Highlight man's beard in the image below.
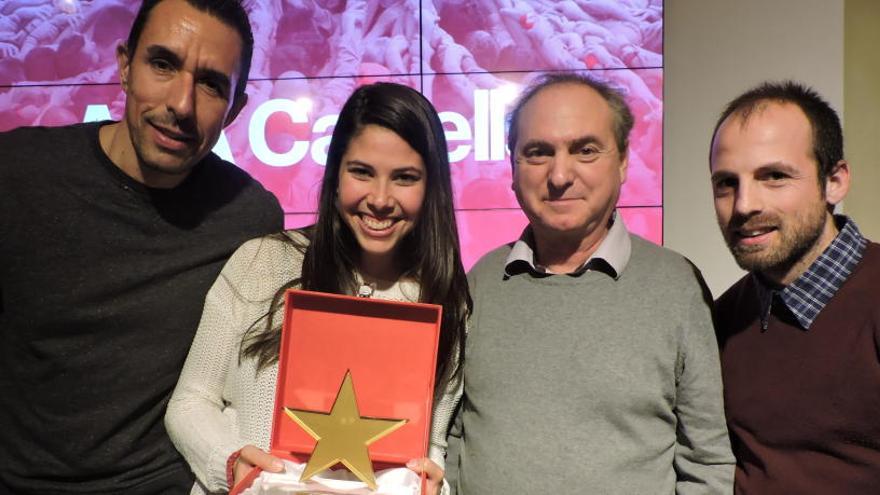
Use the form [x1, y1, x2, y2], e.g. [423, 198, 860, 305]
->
[722, 202, 828, 275]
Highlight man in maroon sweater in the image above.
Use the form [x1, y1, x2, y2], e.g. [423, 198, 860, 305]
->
[709, 80, 880, 493]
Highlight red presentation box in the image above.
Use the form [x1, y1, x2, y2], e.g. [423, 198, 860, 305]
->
[231, 290, 441, 494]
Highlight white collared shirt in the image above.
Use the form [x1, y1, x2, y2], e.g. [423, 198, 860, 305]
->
[503, 211, 632, 278]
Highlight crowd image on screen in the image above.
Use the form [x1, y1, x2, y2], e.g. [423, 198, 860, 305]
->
[0, 0, 663, 268]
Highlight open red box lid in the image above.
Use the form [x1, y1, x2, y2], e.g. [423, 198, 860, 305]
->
[270, 289, 441, 465]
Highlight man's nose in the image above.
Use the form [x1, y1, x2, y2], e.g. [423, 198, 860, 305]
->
[166, 75, 195, 120]
[733, 180, 763, 216]
[547, 154, 575, 190]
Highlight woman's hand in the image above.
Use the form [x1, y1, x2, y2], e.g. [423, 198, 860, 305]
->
[406, 457, 444, 495]
[233, 445, 285, 487]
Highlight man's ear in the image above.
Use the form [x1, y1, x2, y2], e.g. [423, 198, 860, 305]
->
[825, 159, 850, 206]
[618, 151, 629, 185]
[116, 44, 131, 92]
[224, 92, 248, 127]
[510, 158, 519, 192]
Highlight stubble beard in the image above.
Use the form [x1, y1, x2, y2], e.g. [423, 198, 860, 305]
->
[723, 201, 828, 276]
[127, 109, 202, 180]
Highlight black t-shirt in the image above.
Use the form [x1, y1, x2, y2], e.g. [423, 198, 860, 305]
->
[0, 122, 283, 494]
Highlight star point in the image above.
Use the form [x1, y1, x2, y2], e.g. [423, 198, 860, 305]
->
[284, 371, 407, 489]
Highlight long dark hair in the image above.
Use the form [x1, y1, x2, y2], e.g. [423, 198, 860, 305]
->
[241, 82, 471, 389]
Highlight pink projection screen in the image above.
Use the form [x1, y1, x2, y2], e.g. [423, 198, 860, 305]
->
[0, 0, 663, 269]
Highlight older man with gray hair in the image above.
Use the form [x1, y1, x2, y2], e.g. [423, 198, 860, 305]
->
[445, 73, 734, 494]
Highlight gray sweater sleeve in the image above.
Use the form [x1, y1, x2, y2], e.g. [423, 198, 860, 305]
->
[672, 267, 735, 494]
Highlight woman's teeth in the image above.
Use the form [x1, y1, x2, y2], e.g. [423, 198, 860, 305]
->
[361, 216, 394, 229]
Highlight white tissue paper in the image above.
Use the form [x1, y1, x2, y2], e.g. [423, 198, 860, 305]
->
[239, 459, 421, 495]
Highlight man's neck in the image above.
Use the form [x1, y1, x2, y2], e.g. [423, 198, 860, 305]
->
[532, 224, 610, 274]
[98, 122, 188, 189]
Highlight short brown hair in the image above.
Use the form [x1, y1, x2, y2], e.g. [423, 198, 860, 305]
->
[710, 81, 843, 183]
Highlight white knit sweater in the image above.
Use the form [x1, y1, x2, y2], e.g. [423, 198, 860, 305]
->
[165, 232, 461, 494]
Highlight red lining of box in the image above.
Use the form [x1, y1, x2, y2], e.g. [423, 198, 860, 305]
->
[231, 289, 440, 494]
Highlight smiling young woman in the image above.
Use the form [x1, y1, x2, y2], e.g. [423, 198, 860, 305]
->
[165, 82, 470, 495]
[335, 124, 427, 281]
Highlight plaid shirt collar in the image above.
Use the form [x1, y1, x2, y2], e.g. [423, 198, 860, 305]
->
[755, 216, 867, 330]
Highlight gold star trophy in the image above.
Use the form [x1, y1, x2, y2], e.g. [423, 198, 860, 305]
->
[284, 371, 407, 489]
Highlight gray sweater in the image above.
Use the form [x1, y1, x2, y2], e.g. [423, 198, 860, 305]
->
[449, 236, 734, 494]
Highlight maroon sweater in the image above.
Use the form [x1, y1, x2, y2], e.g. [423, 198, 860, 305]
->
[715, 242, 880, 494]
